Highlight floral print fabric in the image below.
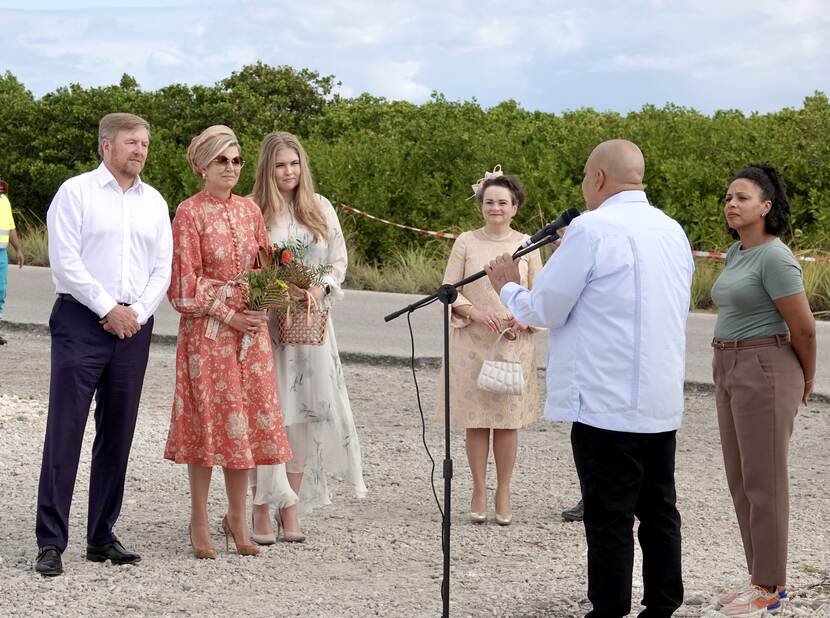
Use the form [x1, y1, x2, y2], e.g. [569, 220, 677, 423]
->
[251, 195, 367, 512]
[164, 190, 292, 469]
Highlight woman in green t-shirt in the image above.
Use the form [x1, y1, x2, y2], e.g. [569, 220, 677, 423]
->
[710, 163, 816, 616]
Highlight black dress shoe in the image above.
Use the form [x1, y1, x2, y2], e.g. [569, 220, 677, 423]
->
[86, 539, 141, 565]
[561, 498, 584, 522]
[35, 545, 63, 577]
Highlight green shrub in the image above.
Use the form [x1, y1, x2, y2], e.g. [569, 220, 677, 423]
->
[3, 68, 829, 268]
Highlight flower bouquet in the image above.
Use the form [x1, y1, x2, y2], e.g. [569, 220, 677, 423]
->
[273, 241, 332, 289]
[239, 266, 290, 360]
[271, 240, 333, 346]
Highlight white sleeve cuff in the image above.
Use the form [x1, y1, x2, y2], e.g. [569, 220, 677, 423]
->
[91, 294, 118, 319]
[129, 302, 147, 325]
[499, 282, 523, 306]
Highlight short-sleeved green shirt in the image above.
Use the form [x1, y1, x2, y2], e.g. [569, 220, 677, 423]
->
[712, 238, 804, 341]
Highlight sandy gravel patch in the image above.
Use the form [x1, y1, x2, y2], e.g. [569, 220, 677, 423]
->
[0, 328, 828, 617]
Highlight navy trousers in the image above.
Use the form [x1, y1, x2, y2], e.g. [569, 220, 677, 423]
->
[571, 422, 684, 618]
[36, 297, 153, 550]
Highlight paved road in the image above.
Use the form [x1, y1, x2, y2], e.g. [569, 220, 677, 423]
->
[3, 266, 829, 395]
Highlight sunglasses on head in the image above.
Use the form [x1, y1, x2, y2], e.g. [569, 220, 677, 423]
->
[211, 155, 244, 167]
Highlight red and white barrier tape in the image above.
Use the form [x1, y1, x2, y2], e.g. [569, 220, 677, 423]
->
[337, 203, 458, 239]
[337, 202, 830, 264]
[691, 250, 726, 260]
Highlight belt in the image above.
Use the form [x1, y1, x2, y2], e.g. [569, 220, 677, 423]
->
[58, 293, 131, 307]
[711, 335, 789, 350]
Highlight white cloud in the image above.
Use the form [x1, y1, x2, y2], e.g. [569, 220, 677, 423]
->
[0, 0, 826, 114]
[367, 61, 431, 100]
[459, 19, 519, 53]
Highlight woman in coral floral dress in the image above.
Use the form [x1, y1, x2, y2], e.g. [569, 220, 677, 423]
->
[164, 125, 292, 559]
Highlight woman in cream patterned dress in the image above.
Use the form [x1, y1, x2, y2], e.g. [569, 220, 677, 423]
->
[248, 131, 367, 544]
[164, 125, 292, 559]
[436, 172, 542, 526]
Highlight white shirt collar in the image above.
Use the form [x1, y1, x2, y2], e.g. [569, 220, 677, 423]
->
[597, 190, 648, 210]
[95, 162, 144, 194]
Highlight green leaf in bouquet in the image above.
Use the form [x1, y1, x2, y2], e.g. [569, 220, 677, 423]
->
[244, 267, 291, 311]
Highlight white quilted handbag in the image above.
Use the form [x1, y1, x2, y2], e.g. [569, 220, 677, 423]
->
[476, 329, 524, 396]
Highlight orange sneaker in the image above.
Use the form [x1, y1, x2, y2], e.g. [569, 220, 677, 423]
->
[717, 584, 787, 609]
[720, 585, 784, 615]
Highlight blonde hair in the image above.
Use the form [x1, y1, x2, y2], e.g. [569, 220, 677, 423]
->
[98, 113, 150, 156]
[185, 125, 240, 177]
[251, 132, 328, 242]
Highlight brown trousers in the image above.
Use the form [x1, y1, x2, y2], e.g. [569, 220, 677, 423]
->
[712, 340, 803, 586]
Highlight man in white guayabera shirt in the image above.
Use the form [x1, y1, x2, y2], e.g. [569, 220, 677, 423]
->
[485, 140, 694, 618]
[35, 113, 173, 577]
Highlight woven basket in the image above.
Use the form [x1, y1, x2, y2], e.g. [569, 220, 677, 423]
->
[273, 304, 329, 346]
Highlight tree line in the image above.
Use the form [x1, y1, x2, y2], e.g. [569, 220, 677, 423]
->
[1, 62, 828, 263]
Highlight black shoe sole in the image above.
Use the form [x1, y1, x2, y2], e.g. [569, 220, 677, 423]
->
[561, 513, 584, 522]
[85, 553, 141, 565]
[35, 566, 63, 577]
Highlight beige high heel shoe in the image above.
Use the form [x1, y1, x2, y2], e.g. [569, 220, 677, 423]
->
[250, 512, 276, 546]
[494, 490, 512, 525]
[220, 515, 260, 556]
[188, 523, 218, 560]
[470, 493, 487, 523]
[469, 511, 487, 524]
[275, 508, 306, 543]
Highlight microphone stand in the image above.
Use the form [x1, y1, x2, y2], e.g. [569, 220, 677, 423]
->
[384, 233, 558, 618]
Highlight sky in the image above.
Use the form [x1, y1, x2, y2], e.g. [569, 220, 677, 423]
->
[1, 0, 828, 115]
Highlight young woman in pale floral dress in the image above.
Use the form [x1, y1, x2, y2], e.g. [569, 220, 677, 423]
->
[164, 125, 292, 559]
[248, 131, 367, 543]
[436, 173, 542, 526]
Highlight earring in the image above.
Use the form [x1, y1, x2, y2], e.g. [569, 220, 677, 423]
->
[202, 173, 206, 179]
[761, 211, 767, 218]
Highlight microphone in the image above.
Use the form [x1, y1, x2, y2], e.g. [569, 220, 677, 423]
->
[520, 207, 581, 248]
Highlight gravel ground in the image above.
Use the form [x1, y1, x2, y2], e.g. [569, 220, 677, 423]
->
[0, 328, 828, 617]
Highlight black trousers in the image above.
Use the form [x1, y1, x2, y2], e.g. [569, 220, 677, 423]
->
[36, 298, 153, 550]
[571, 422, 683, 618]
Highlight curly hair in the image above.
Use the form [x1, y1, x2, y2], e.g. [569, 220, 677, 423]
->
[728, 163, 791, 239]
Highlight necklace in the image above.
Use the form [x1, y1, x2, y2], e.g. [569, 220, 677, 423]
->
[479, 227, 513, 242]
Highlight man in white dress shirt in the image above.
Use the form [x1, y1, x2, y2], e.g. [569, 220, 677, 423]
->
[35, 113, 173, 577]
[486, 140, 694, 617]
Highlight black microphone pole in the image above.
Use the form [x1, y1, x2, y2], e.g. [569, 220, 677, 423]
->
[384, 232, 561, 618]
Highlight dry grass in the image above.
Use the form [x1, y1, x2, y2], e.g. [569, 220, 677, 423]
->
[9, 212, 49, 267]
[799, 256, 830, 315]
[346, 248, 830, 319]
[13, 223, 830, 319]
[690, 258, 724, 311]
[346, 245, 447, 294]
